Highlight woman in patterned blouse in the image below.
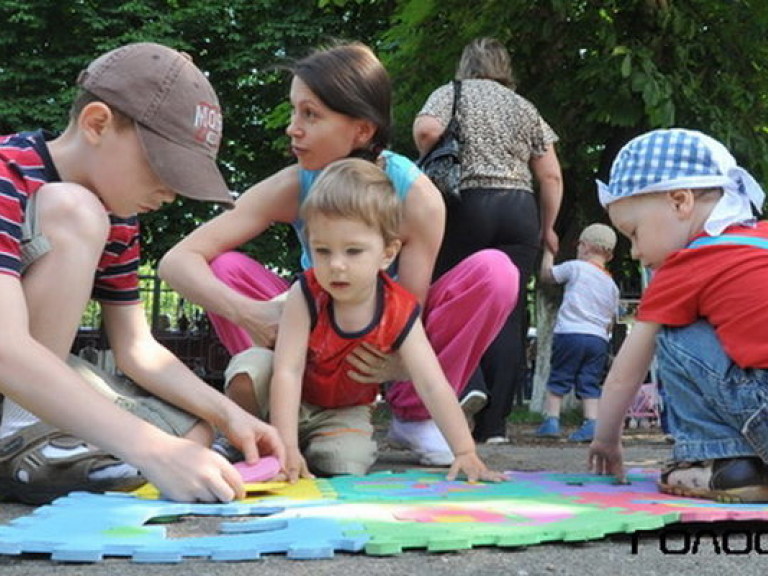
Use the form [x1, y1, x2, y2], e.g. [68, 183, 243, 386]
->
[413, 37, 564, 443]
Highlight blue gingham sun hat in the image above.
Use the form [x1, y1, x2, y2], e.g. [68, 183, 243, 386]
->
[597, 129, 765, 235]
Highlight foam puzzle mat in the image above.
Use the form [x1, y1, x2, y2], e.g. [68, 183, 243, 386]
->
[2, 468, 768, 563]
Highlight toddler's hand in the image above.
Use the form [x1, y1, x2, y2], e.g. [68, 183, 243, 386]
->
[447, 451, 506, 483]
[277, 447, 315, 484]
[588, 438, 626, 482]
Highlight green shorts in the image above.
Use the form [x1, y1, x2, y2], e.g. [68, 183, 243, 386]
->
[226, 347, 377, 475]
[19, 191, 52, 273]
[68, 355, 198, 438]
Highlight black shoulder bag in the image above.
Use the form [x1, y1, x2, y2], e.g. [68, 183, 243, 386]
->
[417, 80, 463, 205]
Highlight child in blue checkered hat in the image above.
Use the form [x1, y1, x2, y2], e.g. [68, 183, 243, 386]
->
[588, 128, 768, 502]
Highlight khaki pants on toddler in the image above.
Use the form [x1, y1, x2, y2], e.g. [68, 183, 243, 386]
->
[225, 347, 377, 475]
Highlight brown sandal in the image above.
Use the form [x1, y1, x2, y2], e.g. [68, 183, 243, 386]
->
[0, 421, 145, 505]
[659, 458, 768, 503]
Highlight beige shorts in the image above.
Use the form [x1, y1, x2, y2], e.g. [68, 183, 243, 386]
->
[225, 347, 377, 475]
[68, 355, 198, 437]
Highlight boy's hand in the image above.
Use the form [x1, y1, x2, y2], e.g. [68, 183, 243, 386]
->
[139, 436, 246, 502]
[277, 447, 314, 483]
[588, 438, 626, 482]
[447, 451, 506, 483]
[218, 409, 286, 468]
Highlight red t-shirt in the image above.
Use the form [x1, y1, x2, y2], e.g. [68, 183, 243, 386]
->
[300, 269, 421, 408]
[0, 131, 140, 303]
[637, 221, 768, 368]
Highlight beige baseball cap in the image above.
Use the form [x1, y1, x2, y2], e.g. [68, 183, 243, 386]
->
[579, 223, 617, 251]
[77, 42, 234, 208]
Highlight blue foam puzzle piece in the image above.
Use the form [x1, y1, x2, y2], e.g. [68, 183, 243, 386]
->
[0, 491, 366, 563]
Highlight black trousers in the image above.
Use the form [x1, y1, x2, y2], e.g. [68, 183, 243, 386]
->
[433, 188, 540, 440]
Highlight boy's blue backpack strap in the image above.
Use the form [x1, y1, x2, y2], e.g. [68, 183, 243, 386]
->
[687, 234, 768, 250]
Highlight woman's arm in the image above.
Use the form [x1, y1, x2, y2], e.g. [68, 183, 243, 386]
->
[412, 115, 444, 157]
[158, 166, 301, 346]
[396, 173, 446, 306]
[530, 146, 563, 255]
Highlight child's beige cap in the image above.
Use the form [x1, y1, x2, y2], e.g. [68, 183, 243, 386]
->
[579, 223, 617, 251]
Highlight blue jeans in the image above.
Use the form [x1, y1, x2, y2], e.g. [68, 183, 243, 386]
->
[656, 320, 768, 463]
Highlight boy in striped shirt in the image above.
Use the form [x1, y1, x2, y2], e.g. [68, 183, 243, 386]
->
[0, 43, 283, 505]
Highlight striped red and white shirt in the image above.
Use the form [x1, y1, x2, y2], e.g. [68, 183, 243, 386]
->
[0, 130, 140, 304]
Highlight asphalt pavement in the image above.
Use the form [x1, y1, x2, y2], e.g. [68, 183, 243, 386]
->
[1, 421, 764, 576]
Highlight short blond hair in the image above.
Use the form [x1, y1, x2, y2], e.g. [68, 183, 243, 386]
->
[300, 158, 402, 245]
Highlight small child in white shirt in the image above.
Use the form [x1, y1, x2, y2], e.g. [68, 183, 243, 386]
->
[536, 223, 620, 442]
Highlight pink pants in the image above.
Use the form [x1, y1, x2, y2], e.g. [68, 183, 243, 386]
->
[209, 249, 518, 421]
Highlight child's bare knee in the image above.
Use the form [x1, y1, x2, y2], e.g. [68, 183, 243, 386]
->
[224, 348, 274, 396]
[227, 373, 252, 397]
[37, 183, 110, 245]
[226, 373, 258, 406]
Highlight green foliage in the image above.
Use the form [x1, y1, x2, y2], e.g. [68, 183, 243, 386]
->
[0, 0, 393, 267]
[3, 0, 768, 285]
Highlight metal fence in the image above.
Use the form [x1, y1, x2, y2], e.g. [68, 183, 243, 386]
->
[72, 275, 230, 389]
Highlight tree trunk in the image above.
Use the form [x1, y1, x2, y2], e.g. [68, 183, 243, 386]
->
[530, 282, 559, 413]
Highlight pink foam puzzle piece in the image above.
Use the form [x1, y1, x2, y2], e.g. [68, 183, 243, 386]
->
[234, 456, 281, 482]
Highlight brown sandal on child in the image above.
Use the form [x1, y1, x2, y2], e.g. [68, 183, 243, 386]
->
[0, 421, 146, 505]
[659, 457, 768, 503]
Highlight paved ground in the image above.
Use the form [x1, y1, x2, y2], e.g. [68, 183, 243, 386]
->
[1, 421, 764, 576]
